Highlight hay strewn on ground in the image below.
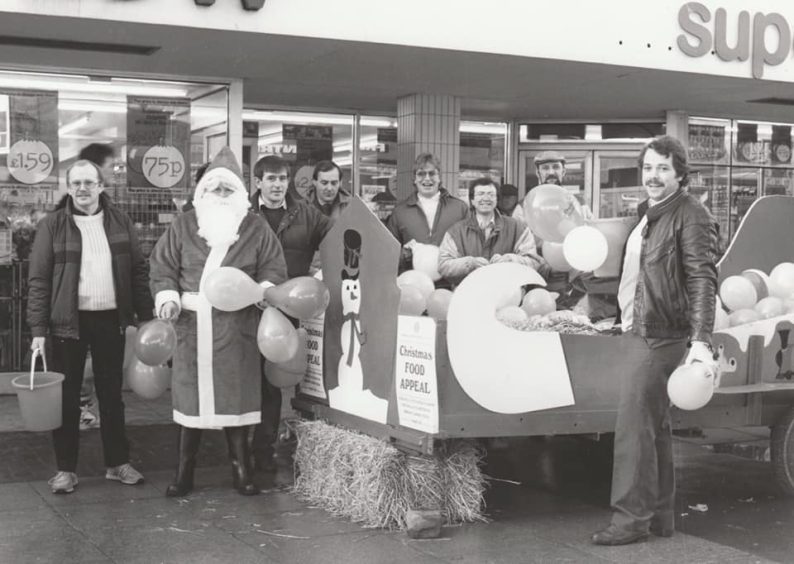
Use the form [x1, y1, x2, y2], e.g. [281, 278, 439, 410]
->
[292, 419, 487, 530]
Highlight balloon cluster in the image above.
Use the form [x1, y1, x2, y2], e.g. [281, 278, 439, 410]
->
[495, 287, 559, 327]
[201, 267, 331, 386]
[126, 319, 177, 400]
[524, 185, 608, 272]
[718, 263, 794, 328]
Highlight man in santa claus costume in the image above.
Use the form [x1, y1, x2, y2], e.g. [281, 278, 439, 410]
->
[150, 147, 287, 496]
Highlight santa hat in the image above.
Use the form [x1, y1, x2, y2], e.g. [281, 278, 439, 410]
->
[193, 147, 247, 202]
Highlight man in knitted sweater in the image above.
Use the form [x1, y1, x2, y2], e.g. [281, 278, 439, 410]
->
[28, 159, 154, 494]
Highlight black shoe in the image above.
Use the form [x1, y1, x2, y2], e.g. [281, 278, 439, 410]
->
[253, 455, 277, 473]
[165, 427, 202, 498]
[591, 524, 649, 546]
[649, 522, 674, 537]
[225, 426, 258, 496]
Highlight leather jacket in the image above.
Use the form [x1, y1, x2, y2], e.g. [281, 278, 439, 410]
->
[623, 189, 719, 345]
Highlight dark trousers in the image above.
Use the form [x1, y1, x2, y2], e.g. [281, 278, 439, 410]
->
[610, 334, 687, 531]
[252, 361, 282, 461]
[50, 310, 129, 472]
[252, 313, 300, 461]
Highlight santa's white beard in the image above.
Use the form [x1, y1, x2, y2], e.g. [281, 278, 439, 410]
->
[195, 195, 248, 248]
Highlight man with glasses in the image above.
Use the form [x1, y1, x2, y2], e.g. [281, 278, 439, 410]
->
[75, 143, 117, 432]
[27, 159, 154, 494]
[250, 155, 331, 472]
[386, 153, 469, 286]
[438, 178, 544, 286]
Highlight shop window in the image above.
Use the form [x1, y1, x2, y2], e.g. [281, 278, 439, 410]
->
[0, 70, 230, 260]
[358, 116, 398, 221]
[688, 117, 731, 246]
[520, 121, 663, 142]
[690, 116, 794, 243]
[242, 110, 354, 201]
[458, 121, 507, 202]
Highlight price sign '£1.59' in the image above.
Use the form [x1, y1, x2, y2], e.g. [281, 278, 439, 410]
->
[142, 145, 185, 189]
[7, 139, 54, 185]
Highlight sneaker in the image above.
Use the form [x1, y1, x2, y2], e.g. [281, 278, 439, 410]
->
[48, 471, 78, 494]
[106, 463, 144, 485]
[79, 406, 100, 431]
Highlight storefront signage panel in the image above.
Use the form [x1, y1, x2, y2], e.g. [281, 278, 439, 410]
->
[0, 89, 58, 205]
[126, 96, 191, 194]
[11, 1, 794, 83]
[678, 2, 794, 79]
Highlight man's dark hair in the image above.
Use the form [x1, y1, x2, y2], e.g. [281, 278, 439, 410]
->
[312, 160, 342, 181]
[468, 177, 500, 204]
[638, 135, 689, 188]
[78, 143, 115, 167]
[254, 155, 290, 180]
[500, 183, 518, 197]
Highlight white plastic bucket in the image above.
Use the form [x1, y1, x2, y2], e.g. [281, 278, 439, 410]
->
[12, 350, 65, 432]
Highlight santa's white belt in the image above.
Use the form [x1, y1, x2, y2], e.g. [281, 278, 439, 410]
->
[180, 292, 200, 312]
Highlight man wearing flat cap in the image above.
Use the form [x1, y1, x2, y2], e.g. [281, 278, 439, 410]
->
[534, 150, 568, 187]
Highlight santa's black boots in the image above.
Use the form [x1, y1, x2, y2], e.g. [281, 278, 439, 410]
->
[225, 426, 258, 496]
[166, 426, 202, 497]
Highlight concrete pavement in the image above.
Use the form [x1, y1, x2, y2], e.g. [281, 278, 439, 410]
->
[0, 392, 788, 563]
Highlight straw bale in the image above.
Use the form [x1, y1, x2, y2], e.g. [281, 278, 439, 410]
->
[292, 419, 486, 530]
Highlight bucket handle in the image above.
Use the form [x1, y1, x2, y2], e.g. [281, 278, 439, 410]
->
[29, 348, 49, 391]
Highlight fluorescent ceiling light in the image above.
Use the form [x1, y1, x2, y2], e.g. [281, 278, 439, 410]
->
[0, 75, 188, 98]
[59, 100, 127, 114]
[244, 110, 353, 126]
[361, 117, 396, 128]
[460, 122, 506, 135]
[58, 115, 91, 136]
[243, 110, 397, 129]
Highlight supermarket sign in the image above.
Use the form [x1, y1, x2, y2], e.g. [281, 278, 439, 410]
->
[194, 0, 265, 10]
[678, 3, 794, 79]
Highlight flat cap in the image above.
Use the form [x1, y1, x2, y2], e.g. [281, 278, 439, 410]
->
[534, 151, 566, 165]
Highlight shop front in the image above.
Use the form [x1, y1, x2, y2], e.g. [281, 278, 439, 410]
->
[0, 68, 235, 372]
[2, 0, 794, 378]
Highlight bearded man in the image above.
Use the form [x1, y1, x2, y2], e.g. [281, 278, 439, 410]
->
[150, 148, 287, 497]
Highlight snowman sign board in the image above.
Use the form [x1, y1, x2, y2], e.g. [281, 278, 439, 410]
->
[308, 197, 401, 423]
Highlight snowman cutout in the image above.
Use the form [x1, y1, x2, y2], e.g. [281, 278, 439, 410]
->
[328, 229, 388, 423]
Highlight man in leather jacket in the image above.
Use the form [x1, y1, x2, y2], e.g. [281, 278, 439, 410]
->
[592, 135, 719, 546]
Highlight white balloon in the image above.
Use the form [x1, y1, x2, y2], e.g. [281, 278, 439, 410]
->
[562, 226, 608, 272]
[397, 270, 435, 302]
[770, 262, 794, 299]
[412, 244, 441, 282]
[667, 363, 715, 411]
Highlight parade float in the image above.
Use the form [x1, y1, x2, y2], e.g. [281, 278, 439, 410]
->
[281, 193, 794, 528]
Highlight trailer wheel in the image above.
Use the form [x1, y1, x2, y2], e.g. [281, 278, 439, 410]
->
[771, 408, 794, 496]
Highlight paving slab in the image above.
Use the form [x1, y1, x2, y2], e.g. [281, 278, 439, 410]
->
[234, 529, 444, 564]
[404, 519, 613, 564]
[86, 522, 268, 564]
[0, 525, 111, 564]
[0, 482, 46, 511]
[29, 475, 163, 506]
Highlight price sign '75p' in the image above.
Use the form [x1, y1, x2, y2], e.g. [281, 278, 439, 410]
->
[142, 145, 185, 189]
[8, 139, 53, 185]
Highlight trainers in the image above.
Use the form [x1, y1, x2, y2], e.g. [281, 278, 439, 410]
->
[48, 471, 78, 494]
[79, 406, 100, 431]
[106, 463, 144, 485]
